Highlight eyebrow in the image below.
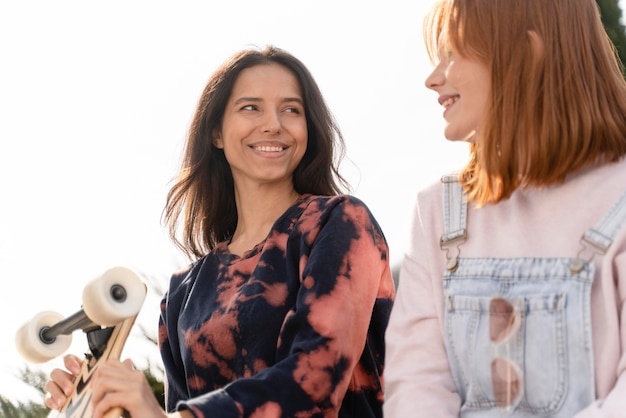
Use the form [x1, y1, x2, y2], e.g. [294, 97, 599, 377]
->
[233, 97, 304, 105]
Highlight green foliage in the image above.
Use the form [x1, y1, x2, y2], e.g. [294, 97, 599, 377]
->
[0, 367, 49, 418]
[144, 362, 166, 409]
[597, 0, 626, 74]
[17, 367, 48, 398]
[0, 395, 48, 418]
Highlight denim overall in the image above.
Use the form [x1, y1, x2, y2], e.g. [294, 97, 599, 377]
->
[440, 175, 626, 417]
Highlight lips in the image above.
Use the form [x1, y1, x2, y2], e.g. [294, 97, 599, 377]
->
[439, 95, 459, 108]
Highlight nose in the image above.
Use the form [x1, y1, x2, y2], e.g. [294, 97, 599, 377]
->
[425, 62, 445, 91]
[261, 109, 281, 134]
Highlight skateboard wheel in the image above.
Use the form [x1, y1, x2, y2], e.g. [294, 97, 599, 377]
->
[82, 266, 147, 327]
[15, 311, 73, 363]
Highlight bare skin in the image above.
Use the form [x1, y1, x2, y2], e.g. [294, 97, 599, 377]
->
[45, 354, 193, 418]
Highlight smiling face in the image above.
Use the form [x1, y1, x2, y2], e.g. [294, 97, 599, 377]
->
[425, 44, 490, 143]
[215, 63, 308, 191]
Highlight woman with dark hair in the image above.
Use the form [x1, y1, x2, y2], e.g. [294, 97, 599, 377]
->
[45, 45, 395, 418]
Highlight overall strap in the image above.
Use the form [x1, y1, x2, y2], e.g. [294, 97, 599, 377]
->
[570, 189, 626, 273]
[440, 174, 467, 271]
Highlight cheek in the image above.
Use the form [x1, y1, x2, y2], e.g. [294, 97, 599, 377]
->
[445, 61, 463, 85]
[448, 60, 490, 91]
[298, 127, 308, 146]
[295, 130, 308, 163]
[448, 68, 477, 91]
[296, 133, 308, 162]
[469, 79, 490, 119]
[288, 120, 308, 145]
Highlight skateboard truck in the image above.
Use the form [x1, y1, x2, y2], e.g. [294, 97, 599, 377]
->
[38, 283, 129, 359]
[39, 308, 116, 361]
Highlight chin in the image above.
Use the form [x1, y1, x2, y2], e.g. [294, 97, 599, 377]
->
[444, 129, 477, 143]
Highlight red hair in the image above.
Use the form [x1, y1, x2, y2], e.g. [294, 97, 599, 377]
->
[425, 0, 626, 205]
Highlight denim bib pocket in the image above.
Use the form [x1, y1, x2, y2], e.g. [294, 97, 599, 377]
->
[444, 292, 567, 413]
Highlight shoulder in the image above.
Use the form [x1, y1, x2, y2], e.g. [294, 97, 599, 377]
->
[403, 177, 448, 257]
[165, 258, 206, 295]
[519, 157, 626, 220]
[300, 194, 368, 209]
[292, 194, 387, 241]
[414, 176, 447, 220]
[554, 157, 626, 226]
[300, 194, 378, 223]
[169, 263, 194, 286]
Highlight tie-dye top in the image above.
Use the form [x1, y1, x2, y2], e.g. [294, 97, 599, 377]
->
[158, 194, 395, 418]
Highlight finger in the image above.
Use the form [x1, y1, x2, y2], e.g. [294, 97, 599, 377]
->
[63, 354, 83, 375]
[48, 368, 75, 397]
[90, 367, 162, 418]
[44, 368, 75, 411]
[91, 392, 129, 418]
[121, 358, 135, 370]
[44, 390, 62, 410]
[93, 359, 129, 381]
[43, 380, 66, 409]
[90, 360, 135, 405]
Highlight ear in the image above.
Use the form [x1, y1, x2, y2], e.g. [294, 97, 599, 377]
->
[212, 130, 224, 149]
[527, 30, 544, 63]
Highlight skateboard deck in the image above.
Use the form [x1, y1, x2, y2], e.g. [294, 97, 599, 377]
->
[15, 267, 147, 418]
[47, 315, 137, 418]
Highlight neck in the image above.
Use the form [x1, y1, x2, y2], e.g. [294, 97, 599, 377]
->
[229, 183, 301, 256]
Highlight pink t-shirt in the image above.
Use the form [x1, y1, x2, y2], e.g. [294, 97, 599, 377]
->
[384, 157, 626, 417]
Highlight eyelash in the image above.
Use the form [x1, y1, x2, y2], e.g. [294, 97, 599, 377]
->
[240, 105, 302, 114]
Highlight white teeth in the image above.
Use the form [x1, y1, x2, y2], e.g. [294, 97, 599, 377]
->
[442, 97, 457, 108]
[254, 145, 284, 152]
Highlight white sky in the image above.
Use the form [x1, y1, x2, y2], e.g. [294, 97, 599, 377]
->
[4, 0, 621, 405]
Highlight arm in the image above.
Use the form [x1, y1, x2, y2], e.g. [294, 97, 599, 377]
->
[573, 250, 626, 417]
[383, 256, 460, 417]
[572, 376, 626, 418]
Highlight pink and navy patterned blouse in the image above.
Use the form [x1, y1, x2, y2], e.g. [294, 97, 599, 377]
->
[158, 194, 395, 418]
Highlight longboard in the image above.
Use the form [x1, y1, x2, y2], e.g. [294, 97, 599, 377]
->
[15, 267, 147, 418]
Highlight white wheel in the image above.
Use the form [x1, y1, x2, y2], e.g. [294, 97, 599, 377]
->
[82, 266, 147, 327]
[15, 311, 73, 363]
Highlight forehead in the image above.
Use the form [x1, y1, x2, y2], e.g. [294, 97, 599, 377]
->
[231, 64, 302, 98]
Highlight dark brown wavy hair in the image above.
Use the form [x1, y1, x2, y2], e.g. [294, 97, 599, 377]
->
[425, 0, 626, 205]
[163, 45, 348, 259]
